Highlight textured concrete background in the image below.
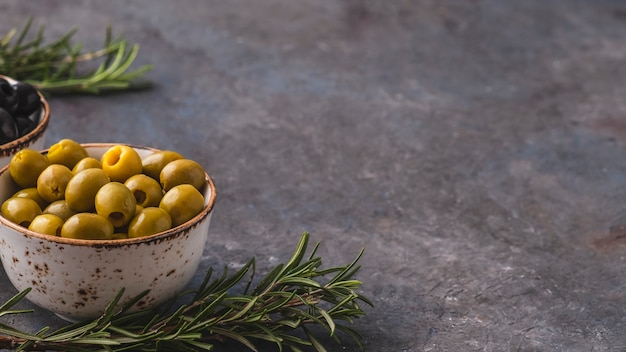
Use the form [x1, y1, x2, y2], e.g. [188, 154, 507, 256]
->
[3, 0, 626, 351]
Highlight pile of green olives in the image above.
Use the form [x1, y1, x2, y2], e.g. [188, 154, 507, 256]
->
[1, 139, 207, 240]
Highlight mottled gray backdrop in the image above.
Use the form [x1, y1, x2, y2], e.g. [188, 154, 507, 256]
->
[2, 1, 626, 351]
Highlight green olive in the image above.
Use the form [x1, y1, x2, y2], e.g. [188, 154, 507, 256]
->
[36, 164, 73, 203]
[65, 168, 110, 212]
[43, 200, 76, 221]
[160, 159, 206, 191]
[100, 145, 143, 182]
[159, 184, 204, 227]
[128, 207, 172, 238]
[47, 139, 89, 169]
[28, 214, 64, 236]
[95, 182, 136, 227]
[61, 213, 114, 240]
[11, 187, 48, 209]
[142, 150, 184, 180]
[112, 232, 128, 240]
[72, 157, 102, 173]
[1, 197, 42, 227]
[124, 174, 163, 207]
[9, 149, 50, 188]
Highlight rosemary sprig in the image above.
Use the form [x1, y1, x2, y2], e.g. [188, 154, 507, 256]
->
[0, 17, 153, 95]
[0, 232, 372, 351]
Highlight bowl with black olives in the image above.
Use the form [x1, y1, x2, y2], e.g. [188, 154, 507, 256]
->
[0, 139, 217, 322]
[0, 75, 50, 168]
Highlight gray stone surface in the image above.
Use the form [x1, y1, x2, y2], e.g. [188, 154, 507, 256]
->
[3, 0, 626, 350]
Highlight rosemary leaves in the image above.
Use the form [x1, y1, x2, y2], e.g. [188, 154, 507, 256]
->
[0, 232, 371, 351]
[0, 18, 152, 95]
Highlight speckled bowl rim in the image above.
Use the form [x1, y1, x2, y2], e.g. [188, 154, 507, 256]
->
[0, 143, 217, 248]
[0, 75, 51, 158]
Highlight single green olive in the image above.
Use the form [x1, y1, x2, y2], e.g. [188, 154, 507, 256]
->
[128, 207, 172, 238]
[61, 213, 114, 240]
[142, 150, 184, 180]
[72, 157, 102, 173]
[159, 184, 204, 227]
[28, 214, 64, 236]
[95, 182, 136, 227]
[11, 187, 48, 209]
[36, 164, 73, 203]
[100, 145, 143, 182]
[112, 232, 128, 240]
[160, 158, 206, 191]
[9, 148, 50, 188]
[1, 197, 42, 227]
[47, 139, 89, 169]
[124, 174, 163, 207]
[43, 200, 76, 221]
[65, 168, 110, 212]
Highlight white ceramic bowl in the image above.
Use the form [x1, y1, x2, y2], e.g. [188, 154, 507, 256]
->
[0, 75, 50, 168]
[0, 144, 217, 322]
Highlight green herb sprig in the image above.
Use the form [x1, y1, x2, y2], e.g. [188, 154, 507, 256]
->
[0, 17, 153, 95]
[0, 232, 371, 351]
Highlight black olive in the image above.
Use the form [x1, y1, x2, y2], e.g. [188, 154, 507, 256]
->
[25, 105, 42, 125]
[14, 116, 37, 137]
[0, 108, 18, 144]
[11, 82, 41, 116]
[0, 78, 17, 112]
